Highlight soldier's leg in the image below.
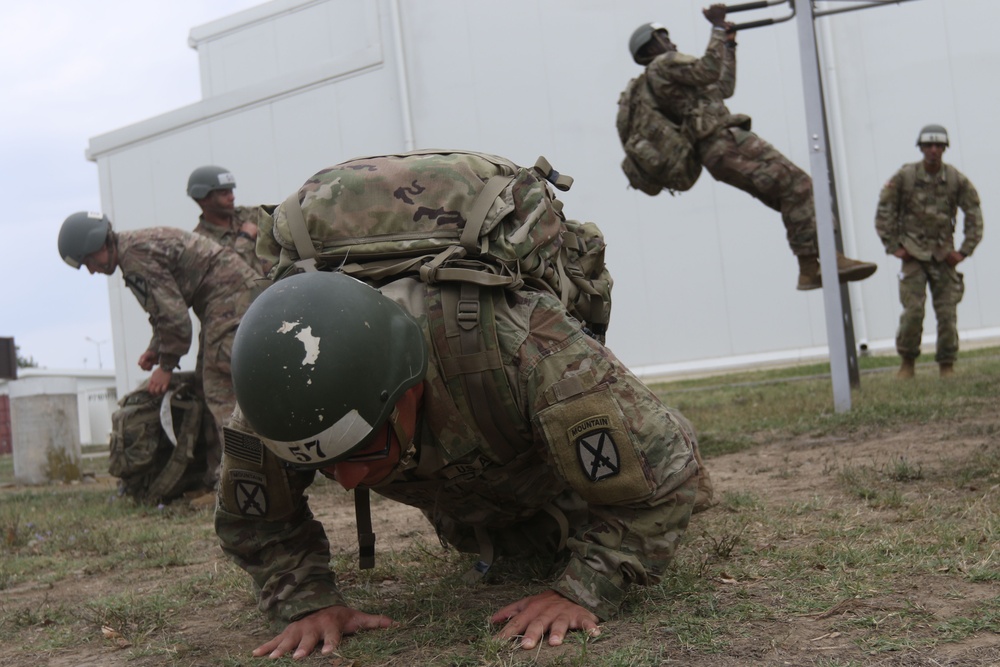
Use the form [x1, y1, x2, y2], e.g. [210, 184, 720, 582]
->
[701, 128, 818, 256]
[897, 260, 929, 361]
[199, 330, 238, 489]
[928, 263, 964, 364]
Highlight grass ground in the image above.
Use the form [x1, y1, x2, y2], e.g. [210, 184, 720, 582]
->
[0, 348, 997, 666]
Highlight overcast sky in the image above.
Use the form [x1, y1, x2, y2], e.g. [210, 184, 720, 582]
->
[0, 0, 263, 371]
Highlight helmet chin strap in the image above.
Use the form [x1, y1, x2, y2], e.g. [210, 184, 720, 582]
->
[353, 412, 418, 570]
[354, 488, 376, 570]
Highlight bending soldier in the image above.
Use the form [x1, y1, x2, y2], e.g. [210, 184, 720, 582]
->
[57, 213, 260, 493]
[216, 269, 711, 658]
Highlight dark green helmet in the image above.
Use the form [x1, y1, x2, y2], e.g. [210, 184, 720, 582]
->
[629, 22, 667, 61]
[916, 124, 949, 147]
[186, 165, 236, 200]
[57, 211, 111, 269]
[231, 271, 428, 468]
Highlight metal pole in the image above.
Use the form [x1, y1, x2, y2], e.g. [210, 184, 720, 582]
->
[794, 1, 852, 412]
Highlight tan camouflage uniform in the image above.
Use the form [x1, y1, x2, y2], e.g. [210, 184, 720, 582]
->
[193, 206, 271, 479]
[875, 162, 983, 363]
[645, 28, 819, 256]
[216, 277, 709, 624]
[194, 205, 270, 277]
[115, 228, 260, 484]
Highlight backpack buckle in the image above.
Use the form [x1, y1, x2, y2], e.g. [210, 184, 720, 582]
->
[457, 299, 480, 331]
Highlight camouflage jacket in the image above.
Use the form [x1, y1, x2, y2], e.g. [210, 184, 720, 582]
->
[216, 278, 699, 623]
[875, 162, 983, 262]
[115, 228, 261, 369]
[194, 205, 271, 276]
[645, 27, 748, 140]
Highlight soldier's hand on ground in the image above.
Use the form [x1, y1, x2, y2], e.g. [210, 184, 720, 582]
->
[944, 250, 965, 267]
[138, 349, 157, 371]
[491, 589, 600, 650]
[251, 605, 394, 660]
[893, 247, 914, 261]
[147, 367, 172, 396]
[703, 3, 728, 27]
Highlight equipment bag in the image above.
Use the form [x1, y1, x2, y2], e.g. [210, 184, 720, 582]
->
[257, 149, 613, 342]
[616, 73, 702, 195]
[108, 371, 207, 504]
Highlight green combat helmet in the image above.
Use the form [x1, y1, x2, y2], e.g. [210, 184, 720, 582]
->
[916, 124, 949, 147]
[186, 165, 236, 200]
[629, 22, 667, 61]
[57, 211, 111, 269]
[230, 271, 428, 468]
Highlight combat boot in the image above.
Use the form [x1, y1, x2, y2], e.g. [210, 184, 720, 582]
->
[836, 253, 878, 283]
[796, 253, 877, 291]
[796, 255, 821, 291]
[897, 358, 916, 379]
[939, 362, 954, 378]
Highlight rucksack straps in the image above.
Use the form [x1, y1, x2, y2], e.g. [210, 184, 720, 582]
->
[283, 190, 318, 273]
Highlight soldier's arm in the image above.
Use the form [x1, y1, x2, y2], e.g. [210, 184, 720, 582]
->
[956, 172, 983, 257]
[214, 450, 348, 624]
[647, 28, 727, 88]
[234, 205, 268, 276]
[874, 170, 904, 254]
[522, 296, 698, 621]
[121, 248, 190, 371]
[718, 27, 738, 98]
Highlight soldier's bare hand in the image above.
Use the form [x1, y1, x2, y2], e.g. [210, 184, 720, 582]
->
[252, 605, 394, 660]
[703, 4, 727, 27]
[893, 247, 914, 261]
[147, 367, 172, 396]
[492, 590, 600, 650]
[137, 349, 157, 372]
[944, 250, 965, 267]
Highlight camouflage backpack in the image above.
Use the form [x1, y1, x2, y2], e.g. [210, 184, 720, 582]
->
[108, 372, 208, 504]
[257, 149, 613, 342]
[616, 73, 702, 195]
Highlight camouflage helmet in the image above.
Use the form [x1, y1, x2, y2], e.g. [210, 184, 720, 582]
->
[629, 22, 667, 60]
[57, 211, 111, 269]
[186, 165, 236, 200]
[231, 271, 428, 468]
[916, 124, 949, 147]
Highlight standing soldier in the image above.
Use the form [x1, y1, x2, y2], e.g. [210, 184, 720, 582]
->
[57, 212, 260, 495]
[187, 165, 270, 277]
[875, 124, 983, 378]
[622, 4, 877, 291]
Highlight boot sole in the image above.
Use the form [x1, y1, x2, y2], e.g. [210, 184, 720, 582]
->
[838, 264, 877, 282]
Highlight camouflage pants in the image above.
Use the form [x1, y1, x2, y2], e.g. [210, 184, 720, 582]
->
[896, 259, 965, 363]
[699, 127, 819, 256]
[195, 286, 256, 487]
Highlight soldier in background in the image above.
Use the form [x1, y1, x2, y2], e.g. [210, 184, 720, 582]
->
[217, 270, 713, 660]
[188, 165, 269, 277]
[57, 212, 260, 496]
[625, 4, 877, 291]
[875, 124, 983, 378]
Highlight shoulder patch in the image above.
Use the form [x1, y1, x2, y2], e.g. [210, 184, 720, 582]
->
[229, 469, 269, 517]
[536, 385, 655, 505]
[124, 273, 148, 307]
[223, 427, 265, 465]
[572, 416, 621, 481]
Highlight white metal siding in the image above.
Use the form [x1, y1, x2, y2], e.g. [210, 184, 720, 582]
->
[88, 0, 997, 396]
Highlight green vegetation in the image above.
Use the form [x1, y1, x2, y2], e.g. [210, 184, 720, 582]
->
[0, 348, 997, 665]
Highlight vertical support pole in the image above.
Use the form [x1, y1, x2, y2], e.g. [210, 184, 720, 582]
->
[794, 1, 852, 412]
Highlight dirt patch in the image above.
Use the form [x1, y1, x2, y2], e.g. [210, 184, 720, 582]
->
[2, 419, 997, 666]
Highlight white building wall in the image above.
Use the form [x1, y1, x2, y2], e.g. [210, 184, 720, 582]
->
[86, 0, 996, 396]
